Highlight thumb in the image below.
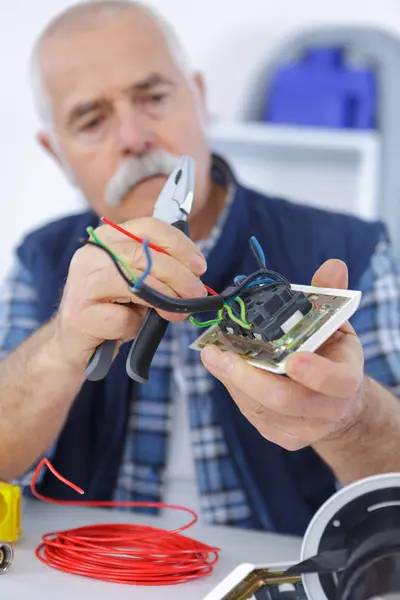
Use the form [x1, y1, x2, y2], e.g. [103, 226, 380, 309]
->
[311, 259, 348, 290]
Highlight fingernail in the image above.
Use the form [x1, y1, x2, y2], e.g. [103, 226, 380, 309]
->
[201, 346, 235, 375]
[190, 254, 207, 275]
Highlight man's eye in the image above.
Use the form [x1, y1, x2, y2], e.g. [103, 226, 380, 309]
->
[149, 93, 167, 103]
[81, 117, 104, 131]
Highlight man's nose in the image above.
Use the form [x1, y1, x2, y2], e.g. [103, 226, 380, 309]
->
[117, 112, 156, 156]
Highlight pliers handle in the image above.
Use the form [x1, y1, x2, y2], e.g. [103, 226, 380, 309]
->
[85, 155, 195, 383]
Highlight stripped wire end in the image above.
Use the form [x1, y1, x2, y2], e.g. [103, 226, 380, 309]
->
[250, 235, 267, 269]
[31, 458, 85, 502]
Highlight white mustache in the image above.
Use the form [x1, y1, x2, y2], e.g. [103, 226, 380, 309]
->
[104, 150, 181, 207]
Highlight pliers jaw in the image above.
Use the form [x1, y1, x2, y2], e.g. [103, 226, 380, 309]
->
[85, 153, 198, 383]
[152, 155, 195, 224]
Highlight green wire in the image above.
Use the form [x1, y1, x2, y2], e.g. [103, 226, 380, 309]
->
[189, 308, 224, 328]
[235, 297, 250, 325]
[189, 298, 251, 329]
[86, 226, 137, 282]
[189, 316, 221, 327]
[225, 300, 251, 329]
[87, 225, 253, 331]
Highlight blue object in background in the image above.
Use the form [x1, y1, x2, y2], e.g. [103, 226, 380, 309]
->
[263, 46, 377, 129]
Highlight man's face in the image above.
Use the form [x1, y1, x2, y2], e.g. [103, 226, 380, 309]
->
[37, 10, 211, 222]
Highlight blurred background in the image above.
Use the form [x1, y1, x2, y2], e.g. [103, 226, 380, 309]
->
[2, 0, 400, 278]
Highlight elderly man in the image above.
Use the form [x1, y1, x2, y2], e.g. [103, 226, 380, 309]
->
[1, 0, 400, 536]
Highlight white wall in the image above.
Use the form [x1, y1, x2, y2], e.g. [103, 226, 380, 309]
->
[1, 0, 400, 277]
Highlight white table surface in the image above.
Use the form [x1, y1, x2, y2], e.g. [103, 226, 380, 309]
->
[3, 498, 302, 599]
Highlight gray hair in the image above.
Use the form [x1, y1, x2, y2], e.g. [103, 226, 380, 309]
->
[30, 0, 192, 129]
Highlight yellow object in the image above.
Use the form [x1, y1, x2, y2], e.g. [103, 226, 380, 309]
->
[0, 483, 21, 542]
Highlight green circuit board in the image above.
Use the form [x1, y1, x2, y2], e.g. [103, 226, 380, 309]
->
[190, 292, 351, 373]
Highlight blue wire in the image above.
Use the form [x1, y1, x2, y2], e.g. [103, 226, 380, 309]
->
[227, 277, 277, 305]
[133, 239, 152, 289]
[234, 275, 246, 284]
[250, 236, 266, 268]
[244, 277, 275, 290]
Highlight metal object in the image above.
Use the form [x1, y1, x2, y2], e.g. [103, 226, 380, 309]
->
[85, 154, 196, 382]
[299, 473, 400, 600]
[125, 155, 195, 383]
[0, 542, 14, 574]
[151, 154, 195, 224]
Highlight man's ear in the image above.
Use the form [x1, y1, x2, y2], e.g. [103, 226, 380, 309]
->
[37, 131, 60, 162]
[192, 71, 209, 121]
[36, 131, 77, 185]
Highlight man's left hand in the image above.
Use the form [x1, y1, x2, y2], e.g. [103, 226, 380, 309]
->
[200, 259, 366, 450]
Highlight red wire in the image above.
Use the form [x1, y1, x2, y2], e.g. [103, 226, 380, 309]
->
[31, 459, 220, 586]
[101, 216, 169, 255]
[101, 216, 218, 296]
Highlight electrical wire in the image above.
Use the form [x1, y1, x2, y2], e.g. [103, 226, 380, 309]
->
[189, 297, 251, 330]
[87, 227, 137, 282]
[250, 235, 266, 268]
[85, 228, 223, 313]
[189, 312, 223, 328]
[85, 241, 132, 286]
[131, 280, 224, 313]
[132, 239, 151, 288]
[97, 217, 218, 296]
[30, 459, 220, 586]
[243, 277, 276, 290]
[101, 216, 169, 256]
[223, 269, 290, 300]
[86, 225, 289, 326]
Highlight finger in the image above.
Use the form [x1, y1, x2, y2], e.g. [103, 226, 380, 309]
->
[309, 257, 357, 348]
[311, 259, 348, 290]
[285, 348, 364, 397]
[79, 303, 145, 344]
[227, 390, 335, 450]
[129, 245, 207, 299]
[70, 245, 188, 322]
[96, 217, 207, 276]
[200, 346, 348, 420]
[89, 228, 207, 300]
[223, 376, 337, 431]
[74, 246, 175, 303]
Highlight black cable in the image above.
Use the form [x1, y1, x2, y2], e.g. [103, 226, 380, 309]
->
[130, 282, 224, 313]
[85, 240, 224, 313]
[85, 240, 132, 285]
[84, 241, 290, 315]
[221, 269, 291, 301]
[132, 270, 290, 315]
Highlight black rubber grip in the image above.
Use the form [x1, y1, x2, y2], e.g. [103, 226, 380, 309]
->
[126, 220, 189, 383]
[85, 339, 117, 381]
[125, 310, 169, 383]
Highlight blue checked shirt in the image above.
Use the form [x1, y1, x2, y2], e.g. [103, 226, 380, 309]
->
[2, 194, 400, 530]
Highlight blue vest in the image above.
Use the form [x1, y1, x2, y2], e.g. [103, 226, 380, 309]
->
[17, 180, 384, 537]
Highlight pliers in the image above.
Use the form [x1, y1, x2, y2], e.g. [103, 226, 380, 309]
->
[85, 155, 196, 383]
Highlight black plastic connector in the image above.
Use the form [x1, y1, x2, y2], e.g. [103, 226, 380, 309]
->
[219, 281, 312, 342]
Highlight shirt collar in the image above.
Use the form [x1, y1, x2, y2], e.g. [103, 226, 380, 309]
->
[196, 153, 237, 257]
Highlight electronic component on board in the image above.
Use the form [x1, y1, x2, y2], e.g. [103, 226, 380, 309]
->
[190, 285, 361, 375]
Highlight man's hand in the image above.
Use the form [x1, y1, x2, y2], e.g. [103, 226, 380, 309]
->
[52, 218, 207, 370]
[200, 259, 366, 450]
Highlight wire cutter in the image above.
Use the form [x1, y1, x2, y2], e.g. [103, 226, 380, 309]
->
[85, 154, 196, 383]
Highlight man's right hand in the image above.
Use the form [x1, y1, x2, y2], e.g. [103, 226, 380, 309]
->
[51, 218, 208, 370]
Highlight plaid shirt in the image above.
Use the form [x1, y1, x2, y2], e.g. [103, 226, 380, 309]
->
[2, 191, 400, 530]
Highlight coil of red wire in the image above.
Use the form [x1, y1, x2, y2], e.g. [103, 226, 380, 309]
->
[31, 459, 220, 586]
